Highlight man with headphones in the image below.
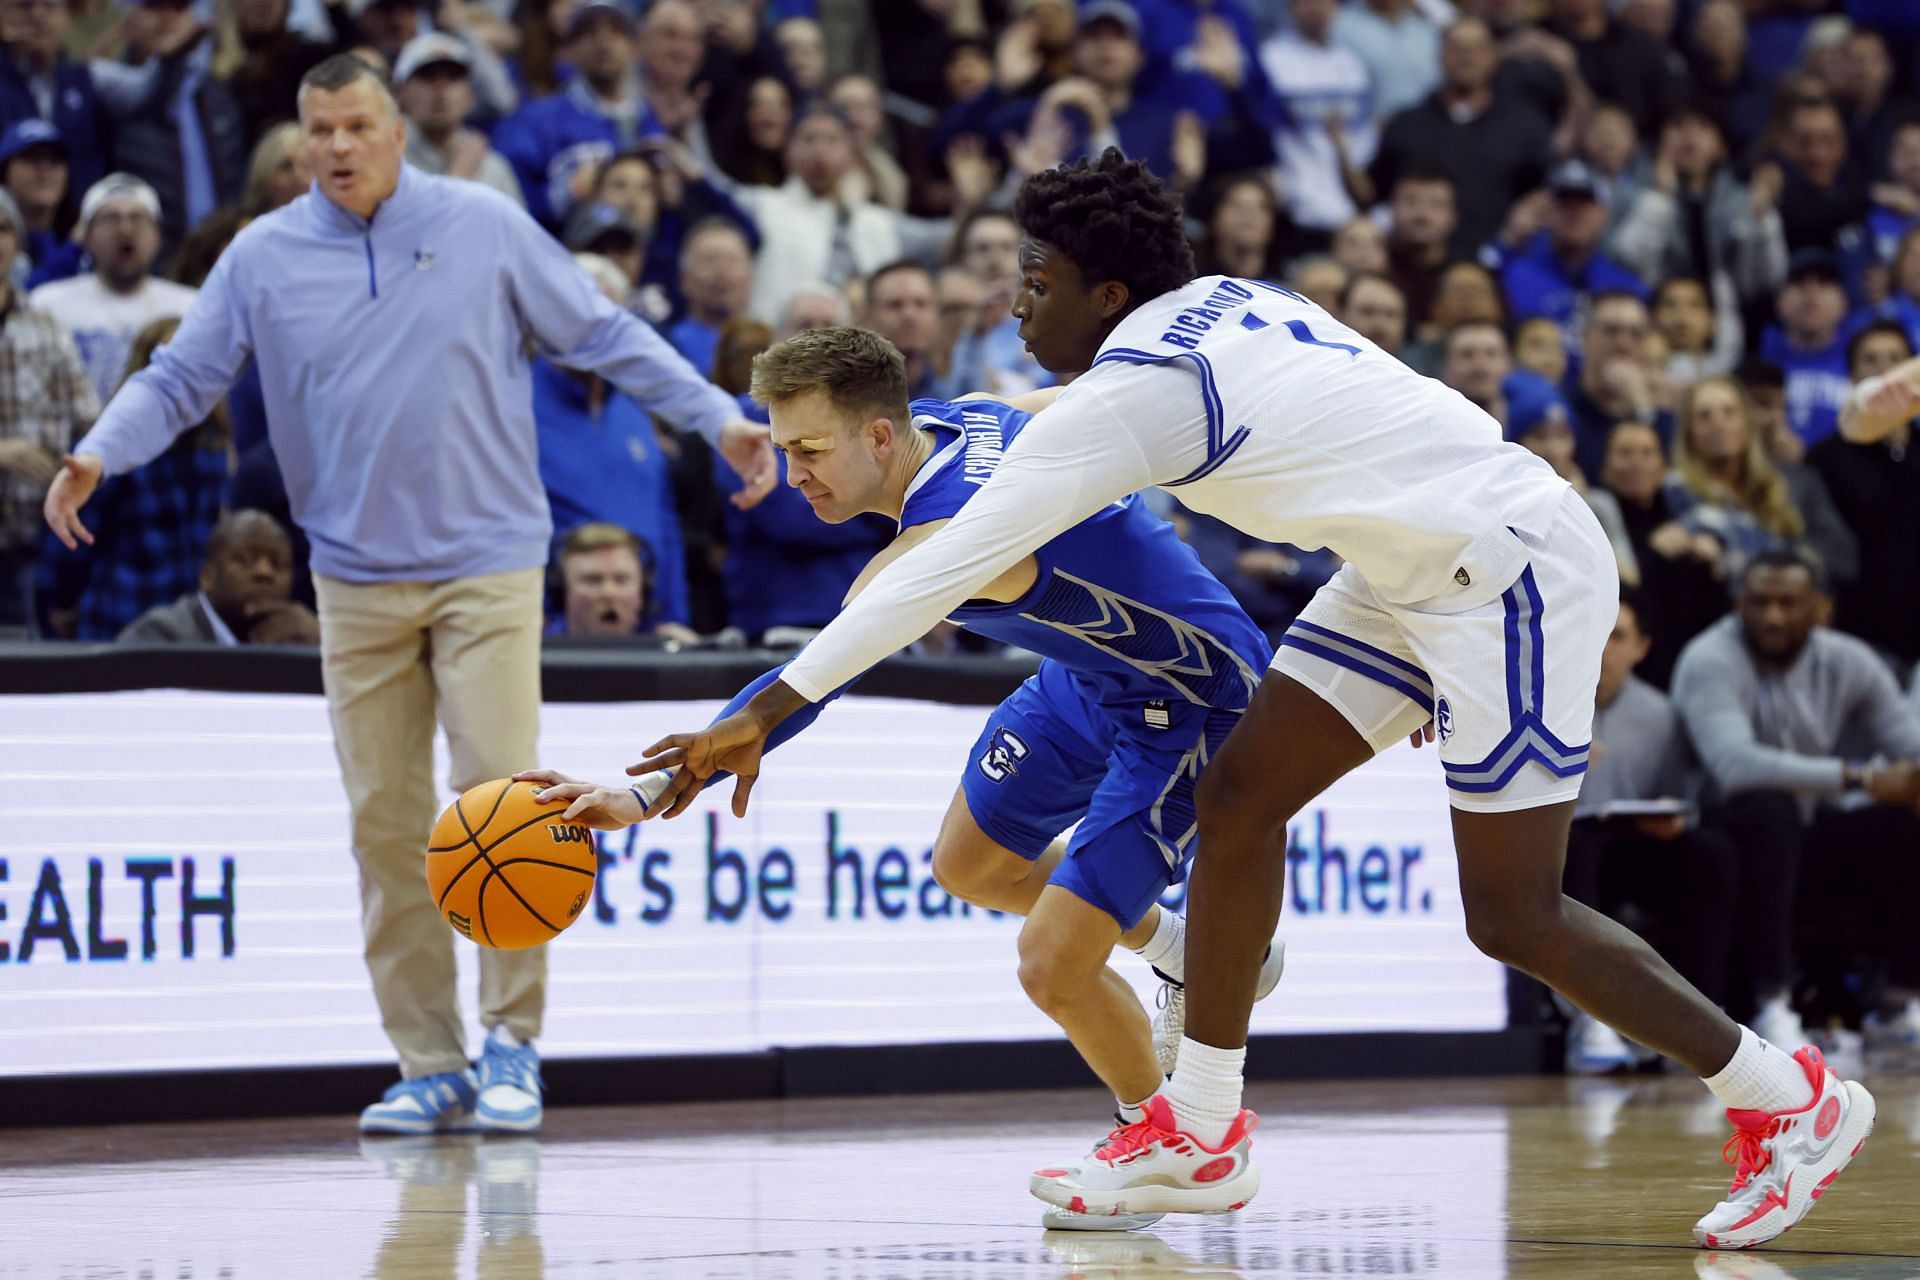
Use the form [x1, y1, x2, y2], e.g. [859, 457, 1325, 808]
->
[548, 523, 695, 644]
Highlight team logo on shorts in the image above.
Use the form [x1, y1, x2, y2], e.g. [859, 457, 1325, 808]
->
[978, 727, 1031, 782]
[1435, 697, 1455, 743]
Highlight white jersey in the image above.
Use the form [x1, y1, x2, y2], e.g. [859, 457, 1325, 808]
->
[781, 276, 1570, 702]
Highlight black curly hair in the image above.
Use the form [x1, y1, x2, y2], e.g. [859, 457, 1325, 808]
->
[1013, 149, 1196, 305]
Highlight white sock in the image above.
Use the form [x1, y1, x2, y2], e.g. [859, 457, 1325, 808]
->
[1116, 1097, 1147, 1126]
[488, 1024, 529, 1050]
[1128, 908, 1185, 983]
[1164, 1037, 1244, 1146]
[1703, 1025, 1814, 1114]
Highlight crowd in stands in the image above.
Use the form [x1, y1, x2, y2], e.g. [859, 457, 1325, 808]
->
[1, 0, 1919, 1055]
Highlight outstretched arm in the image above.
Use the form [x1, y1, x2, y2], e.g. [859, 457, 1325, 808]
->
[629, 365, 1208, 816]
[519, 658, 860, 826]
[1841, 356, 1920, 444]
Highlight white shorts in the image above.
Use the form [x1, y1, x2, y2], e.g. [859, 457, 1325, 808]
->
[1271, 488, 1618, 813]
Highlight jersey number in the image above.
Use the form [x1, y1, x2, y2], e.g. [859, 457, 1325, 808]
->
[1239, 309, 1361, 358]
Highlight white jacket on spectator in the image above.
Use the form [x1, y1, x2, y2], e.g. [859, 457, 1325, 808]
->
[730, 177, 947, 325]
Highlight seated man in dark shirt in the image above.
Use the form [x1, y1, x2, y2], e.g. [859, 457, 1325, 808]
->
[119, 510, 317, 645]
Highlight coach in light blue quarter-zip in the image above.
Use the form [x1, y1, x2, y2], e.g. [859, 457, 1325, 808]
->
[43, 54, 778, 1138]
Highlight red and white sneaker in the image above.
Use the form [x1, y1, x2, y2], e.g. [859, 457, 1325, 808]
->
[1029, 1096, 1259, 1217]
[1693, 1046, 1876, 1250]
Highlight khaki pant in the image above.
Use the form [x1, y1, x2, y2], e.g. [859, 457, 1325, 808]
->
[317, 567, 546, 1079]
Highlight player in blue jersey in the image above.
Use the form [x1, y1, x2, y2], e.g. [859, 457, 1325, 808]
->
[518, 325, 1284, 1229]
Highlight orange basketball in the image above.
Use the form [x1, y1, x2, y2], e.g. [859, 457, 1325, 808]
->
[426, 778, 598, 949]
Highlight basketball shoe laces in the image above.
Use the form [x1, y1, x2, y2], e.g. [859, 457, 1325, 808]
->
[1094, 1111, 1184, 1167]
[1721, 1116, 1780, 1191]
[482, 1037, 542, 1096]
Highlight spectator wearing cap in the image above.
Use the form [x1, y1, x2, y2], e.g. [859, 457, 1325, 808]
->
[1672, 550, 1920, 1045]
[1808, 321, 1920, 669]
[533, 256, 691, 632]
[939, 2, 1247, 194]
[44, 56, 774, 1134]
[1760, 249, 1855, 448]
[0, 119, 77, 287]
[1564, 290, 1665, 481]
[1486, 161, 1648, 349]
[1505, 368, 1584, 489]
[664, 217, 751, 377]
[1260, 0, 1375, 237]
[1330, 0, 1438, 123]
[1772, 98, 1867, 258]
[29, 174, 196, 406]
[215, 0, 344, 147]
[115, 509, 317, 645]
[1543, 0, 1679, 140]
[0, 181, 93, 630]
[35, 315, 229, 640]
[563, 202, 645, 296]
[1608, 106, 1786, 356]
[396, 34, 522, 206]
[1357, 18, 1552, 259]
[494, 0, 655, 228]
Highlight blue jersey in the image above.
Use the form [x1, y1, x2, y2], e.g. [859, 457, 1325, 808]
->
[901, 397, 1272, 711]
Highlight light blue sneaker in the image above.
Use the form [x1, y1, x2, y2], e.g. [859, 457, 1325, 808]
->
[359, 1070, 478, 1135]
[475, 1026, 543, 1133]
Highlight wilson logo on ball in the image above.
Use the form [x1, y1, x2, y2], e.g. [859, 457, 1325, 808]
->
[448, 911, 474, 939]
[547, 825, 592, 844]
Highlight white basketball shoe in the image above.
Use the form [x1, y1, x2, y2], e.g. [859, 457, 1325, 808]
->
[1693, 1046, 1876, 1249]
[1030, 1095, 1259, 1217]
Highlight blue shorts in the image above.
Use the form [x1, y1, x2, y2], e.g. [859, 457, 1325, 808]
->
[960, 661, 1242, 928]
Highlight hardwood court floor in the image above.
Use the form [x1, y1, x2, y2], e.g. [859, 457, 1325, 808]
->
[3, 1072, 1918, 1279]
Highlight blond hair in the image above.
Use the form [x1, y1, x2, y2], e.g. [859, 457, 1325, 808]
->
[748, 325, 910, 424]
[1675, 374, 1804, 540]
[560, 522, 642, 561]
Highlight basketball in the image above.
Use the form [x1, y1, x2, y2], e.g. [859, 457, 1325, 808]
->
[425, 778, 598, 949]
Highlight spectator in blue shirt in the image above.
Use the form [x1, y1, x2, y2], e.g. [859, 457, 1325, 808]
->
[1760, 249, 1855, 448]
[36, 316, 228, 640]
[1866, 118, 1920, 266]
[664, 218, 753, 379]
[0, 0, 111, 199]
[493, 0, 656, 228]
[0, 119, 78, 288]
[936, 2, 1232, 189]
[1564, 289, 1668, 480]
[1486, 159, 1649, 349]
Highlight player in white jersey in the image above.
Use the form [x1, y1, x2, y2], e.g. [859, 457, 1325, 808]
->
[628, 153, 1875, 1246]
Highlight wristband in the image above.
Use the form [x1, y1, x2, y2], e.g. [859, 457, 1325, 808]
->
[630, 770, 673, 809]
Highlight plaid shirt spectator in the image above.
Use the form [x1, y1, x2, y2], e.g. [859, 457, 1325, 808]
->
[36, 428, 228, 639]
[0, 295, 95, 554]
